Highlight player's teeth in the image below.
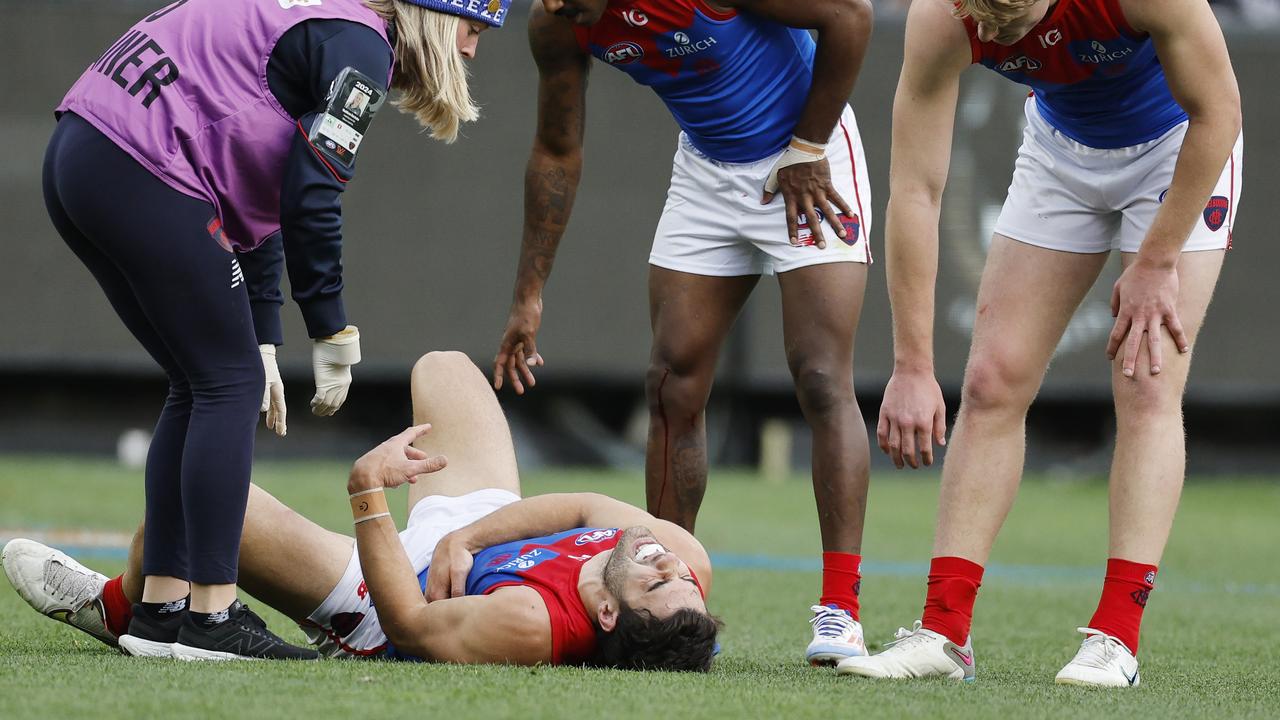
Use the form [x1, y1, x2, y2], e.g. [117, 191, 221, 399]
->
[635, 543, 666, 561]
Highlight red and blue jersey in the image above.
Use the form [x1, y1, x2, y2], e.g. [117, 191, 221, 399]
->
[388, 527, 623, 664]
[573, 0, 815, 163]
[966, 0, 1188, 149]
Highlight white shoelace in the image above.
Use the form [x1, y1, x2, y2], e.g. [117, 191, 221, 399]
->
[43, 558, 97, 610]
[882, 620, 933, 652]
[1074, 626, 1129, 666]
[809, 605, 854, 639]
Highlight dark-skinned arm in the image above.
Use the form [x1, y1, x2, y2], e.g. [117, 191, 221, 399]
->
[493, 4, 590, 395]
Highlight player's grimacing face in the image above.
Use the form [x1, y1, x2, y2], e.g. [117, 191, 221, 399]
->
[541, 0, 609, 25]
[602, 527, 707, 618]
[975, 0, 1055, 45]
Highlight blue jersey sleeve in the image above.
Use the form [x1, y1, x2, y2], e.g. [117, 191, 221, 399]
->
[266, 19, 393, 339]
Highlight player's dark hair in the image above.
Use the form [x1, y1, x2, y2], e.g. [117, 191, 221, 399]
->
[591, 605, 722, 673]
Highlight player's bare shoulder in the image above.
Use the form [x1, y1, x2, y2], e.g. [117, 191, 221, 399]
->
[904, 0, 974, 74]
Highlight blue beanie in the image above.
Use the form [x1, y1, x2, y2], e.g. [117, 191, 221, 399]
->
[402, 0, 514, 27]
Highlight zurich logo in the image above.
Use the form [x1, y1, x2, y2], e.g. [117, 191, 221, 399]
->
[674, 31, 691, 45]
[604, 41, 644, 65]
[1072, 37, 1137, 65]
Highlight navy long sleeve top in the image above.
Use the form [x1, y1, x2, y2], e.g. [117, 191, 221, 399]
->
[238, 19, 394, 345]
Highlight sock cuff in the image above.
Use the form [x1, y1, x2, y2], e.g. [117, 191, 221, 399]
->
[822, 552, 862, 574]
[1105, 558, 1158, 587]
[929, 556, 985, 583]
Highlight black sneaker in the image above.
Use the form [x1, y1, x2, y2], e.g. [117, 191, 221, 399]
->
[171, 600, 319, 661]
[119, 602, 186, 658]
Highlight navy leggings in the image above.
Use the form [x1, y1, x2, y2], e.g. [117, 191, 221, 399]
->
[43, 114, 259, 585]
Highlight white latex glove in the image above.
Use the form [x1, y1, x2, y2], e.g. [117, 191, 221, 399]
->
[259, 344, 287, 437]
[311, 325, 361, 417]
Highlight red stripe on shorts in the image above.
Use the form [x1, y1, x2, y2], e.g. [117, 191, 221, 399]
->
[839, 118, 870, 262]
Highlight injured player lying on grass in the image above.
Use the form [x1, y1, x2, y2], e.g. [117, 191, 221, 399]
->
[2, 351, 719, 670]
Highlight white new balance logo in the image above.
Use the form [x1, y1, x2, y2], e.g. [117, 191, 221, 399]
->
[231, 258, 244, 289]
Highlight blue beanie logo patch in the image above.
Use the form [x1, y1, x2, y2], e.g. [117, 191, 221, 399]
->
[405, 0, 513, 27]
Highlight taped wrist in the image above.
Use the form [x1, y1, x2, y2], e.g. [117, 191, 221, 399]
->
[350, 487, 389, 523]
[765, 136, 828, 194]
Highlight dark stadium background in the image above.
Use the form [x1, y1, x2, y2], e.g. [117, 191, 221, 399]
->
[2, 0, 1276, 473]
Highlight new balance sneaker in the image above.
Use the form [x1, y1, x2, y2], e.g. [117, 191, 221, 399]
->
[836, 620, 976, 682]
[2, 538, 116, 648]
[171, 601, 319, 661]
[806, 604, 867, 665]
[119, 602, 187, 658]
[1054, 627, 1140, 687]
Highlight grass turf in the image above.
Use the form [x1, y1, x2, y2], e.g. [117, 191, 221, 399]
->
[1, 456, 1278, 719]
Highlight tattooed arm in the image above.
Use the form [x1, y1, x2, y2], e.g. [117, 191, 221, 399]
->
[493, 4, 589, 394]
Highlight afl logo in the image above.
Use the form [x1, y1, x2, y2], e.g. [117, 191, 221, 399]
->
[622, 9, 648, 27]
[998, 55, 1042, 73]
[1203, 195, 1229, 231]
[1144, 570, 1157, 585]
[604, 41, 644, 65]
[575, 529, 618, 545]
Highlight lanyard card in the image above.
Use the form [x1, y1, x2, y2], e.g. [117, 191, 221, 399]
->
[308, 67, 386, 168]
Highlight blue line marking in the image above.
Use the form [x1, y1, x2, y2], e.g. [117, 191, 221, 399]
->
[27, 545, 1280, 598]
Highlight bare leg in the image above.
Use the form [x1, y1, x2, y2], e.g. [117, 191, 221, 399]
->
[406, 351, 522, 512]
[645, 267, 759, 531]
[120, 485, 354, 622]
[777, 262, 869, 553]
[1108, 250, 1223, 563]
[934, 236, 1109, 562]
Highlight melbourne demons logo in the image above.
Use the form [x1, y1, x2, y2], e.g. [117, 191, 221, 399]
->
[1204, 196, 1229, 231]
[604, 41, 644, 65]
[575, 529, 618, 546]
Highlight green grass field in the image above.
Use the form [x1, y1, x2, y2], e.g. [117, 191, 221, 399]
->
[2, 456, 1278, 719]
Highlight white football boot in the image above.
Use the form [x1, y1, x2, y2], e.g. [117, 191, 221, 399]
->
[1055, 627, 1140, 687]
[2, 538, 117, 648]
[806, 604, 867, 665]
[836, 620, 976, 682]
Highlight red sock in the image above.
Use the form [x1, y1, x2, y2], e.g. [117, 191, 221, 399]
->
[100, 575, 134, 638]
[1087, 558, 1157, 655]
[921, 556, 984, 645]
[819, 552, 861, 619]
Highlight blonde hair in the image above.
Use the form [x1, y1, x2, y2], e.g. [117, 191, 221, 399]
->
[365, 0, 479, 143]
[952, 0, 1039, 25]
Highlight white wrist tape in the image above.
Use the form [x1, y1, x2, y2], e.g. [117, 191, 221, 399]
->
[764, 138, 826, 194]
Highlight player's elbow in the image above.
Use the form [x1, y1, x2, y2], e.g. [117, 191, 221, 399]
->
[825, 0, 874, 37]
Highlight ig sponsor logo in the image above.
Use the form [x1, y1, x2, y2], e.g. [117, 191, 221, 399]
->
[622, 9, 648, 27]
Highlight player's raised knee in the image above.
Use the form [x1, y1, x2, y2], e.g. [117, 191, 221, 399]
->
[412, 351, 478, 389]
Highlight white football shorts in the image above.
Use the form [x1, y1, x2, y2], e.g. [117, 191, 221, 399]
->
[649, 104, 873, 276]
[995, 96, 1243, 254]
[300, 487, 520, 659]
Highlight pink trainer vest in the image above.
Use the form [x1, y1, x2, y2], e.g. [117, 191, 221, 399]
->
[57, 0, 393, 252]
